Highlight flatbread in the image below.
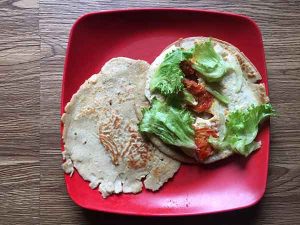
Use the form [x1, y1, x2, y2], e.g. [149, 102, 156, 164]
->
[144, 37, 269, 164]
[61, 57, 180, 198]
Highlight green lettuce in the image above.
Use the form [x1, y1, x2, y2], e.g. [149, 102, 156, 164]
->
[182, 89, 198, 105]
[150, 48, 193, 96]
[192, 40, 228, 82]
[159, 89, 197, 110]
[139, 98, 196, 149]
[209, 103, 275, 156]
[205, 85, 229, 105]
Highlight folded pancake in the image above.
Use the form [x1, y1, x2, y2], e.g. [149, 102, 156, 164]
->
[62, 57, 180, 198]
[142, 37, 271, 164]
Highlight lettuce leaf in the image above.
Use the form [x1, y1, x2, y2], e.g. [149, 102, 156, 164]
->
[205, 85, 229, 105]
[139, 98, 196, 149]
[209, 103, 275, 156]
[192, 39, 228, 82]
[150, 48, 193, 96]
[182, 89, 198, 105]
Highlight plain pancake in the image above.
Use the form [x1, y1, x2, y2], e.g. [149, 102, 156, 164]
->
[62, 57, 180, 198]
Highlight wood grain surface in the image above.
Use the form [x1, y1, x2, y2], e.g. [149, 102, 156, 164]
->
[0, 0, 299, 224]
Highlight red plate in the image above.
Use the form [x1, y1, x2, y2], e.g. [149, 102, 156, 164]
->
[61, 8, 269, 216]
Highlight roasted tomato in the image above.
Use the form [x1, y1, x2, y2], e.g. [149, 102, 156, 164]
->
[195, 127, 218, 161]
[180, 61, 198, 82]
[182, 79, 213, 113]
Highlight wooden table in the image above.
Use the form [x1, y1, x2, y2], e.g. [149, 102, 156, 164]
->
[0, 1, 299, 224]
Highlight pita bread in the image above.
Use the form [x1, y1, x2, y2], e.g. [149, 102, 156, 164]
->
[62, 57, 180, 198]
[144, 37, 269, 164]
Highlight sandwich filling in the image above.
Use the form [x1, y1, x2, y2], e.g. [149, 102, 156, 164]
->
[139, 38, 274, 162]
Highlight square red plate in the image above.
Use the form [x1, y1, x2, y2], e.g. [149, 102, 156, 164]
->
[61, 8, 269, 216]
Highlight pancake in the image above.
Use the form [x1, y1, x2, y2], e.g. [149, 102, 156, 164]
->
[61, 57, 180, 198]
[144, 37, 269, 164]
